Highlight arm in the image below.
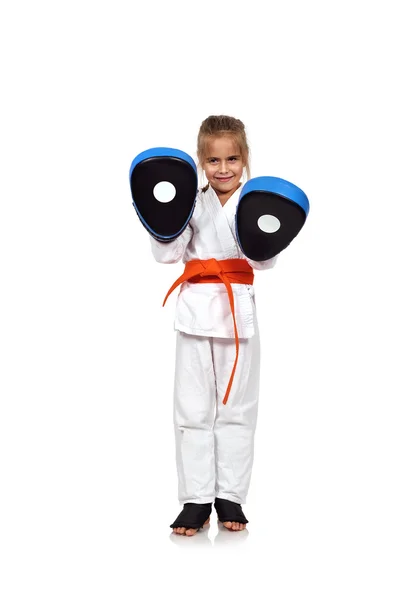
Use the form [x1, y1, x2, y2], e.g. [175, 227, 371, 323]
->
[149, 224, 193, 264]
[245, 254, 278, 271]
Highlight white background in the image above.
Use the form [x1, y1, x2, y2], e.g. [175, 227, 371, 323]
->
[1, 1, 414, 598]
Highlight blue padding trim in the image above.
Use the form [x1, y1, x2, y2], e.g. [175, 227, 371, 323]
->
[240, 176, 310, 216]
[129, 147, 197, 179]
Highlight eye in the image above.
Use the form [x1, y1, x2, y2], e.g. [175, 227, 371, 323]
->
[208, 158, 218, 164]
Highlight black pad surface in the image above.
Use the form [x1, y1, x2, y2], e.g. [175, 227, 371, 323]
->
[130, 156, 197, 240]
[236, 191, 307, 261]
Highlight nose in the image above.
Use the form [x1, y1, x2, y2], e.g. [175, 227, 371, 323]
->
[218, 160, 228, 174]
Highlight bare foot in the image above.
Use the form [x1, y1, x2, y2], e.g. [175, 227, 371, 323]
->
[173, 518, 210, 536]
[221, 521, 246, 531]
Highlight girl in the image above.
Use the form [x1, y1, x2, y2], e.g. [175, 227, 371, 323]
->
[149, 115, 277, 536]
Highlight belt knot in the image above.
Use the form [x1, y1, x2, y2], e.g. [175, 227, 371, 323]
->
[200, 258, 222, 277]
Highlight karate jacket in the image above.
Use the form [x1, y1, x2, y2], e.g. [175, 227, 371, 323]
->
[149, 184, 277, 339]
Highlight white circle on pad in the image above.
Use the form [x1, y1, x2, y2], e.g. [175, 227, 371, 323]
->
[153, 181, 176, 203]
[257, 214, 281, 233]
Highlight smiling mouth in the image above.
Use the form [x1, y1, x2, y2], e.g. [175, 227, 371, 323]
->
[216, 176, 233, 182]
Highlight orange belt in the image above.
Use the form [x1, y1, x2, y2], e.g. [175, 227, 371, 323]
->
[162, 258, 254, 405]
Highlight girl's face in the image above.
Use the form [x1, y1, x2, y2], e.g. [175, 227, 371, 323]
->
[202, 135, 245, 199]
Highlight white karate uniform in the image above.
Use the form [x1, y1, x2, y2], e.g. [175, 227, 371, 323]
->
[150, 184, 277, 505]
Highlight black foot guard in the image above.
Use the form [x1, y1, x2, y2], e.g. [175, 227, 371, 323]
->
[170, 502, 212, 530]
[214, 498, 249, 524]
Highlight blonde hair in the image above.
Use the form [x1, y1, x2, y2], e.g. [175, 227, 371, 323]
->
[197, 115, 251, 191]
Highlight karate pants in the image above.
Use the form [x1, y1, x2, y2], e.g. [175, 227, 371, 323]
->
[173, 320, 261, 505]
